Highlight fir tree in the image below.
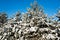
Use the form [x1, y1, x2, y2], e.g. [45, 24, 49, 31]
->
[56, 9, 60, 21]
[15, 11, 21, 21]
[0, 12, 8, 27]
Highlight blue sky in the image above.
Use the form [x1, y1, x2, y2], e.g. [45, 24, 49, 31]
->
[0, 0, 60, 18]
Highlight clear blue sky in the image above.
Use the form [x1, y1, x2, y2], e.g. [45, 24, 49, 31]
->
[0, 0, 60, 18]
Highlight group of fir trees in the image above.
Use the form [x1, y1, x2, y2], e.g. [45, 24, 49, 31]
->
[0, 1, 60, 27]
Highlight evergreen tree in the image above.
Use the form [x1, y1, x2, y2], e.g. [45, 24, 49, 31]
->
[56, 9, 60, 21]
[0, 12, 8, 27]
[15, 11, 21, 21]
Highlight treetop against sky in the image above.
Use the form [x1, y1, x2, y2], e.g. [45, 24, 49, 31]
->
[0, 0, 60, 18]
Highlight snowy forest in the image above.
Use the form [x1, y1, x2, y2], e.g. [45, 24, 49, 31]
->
[0, 1, 60, 40]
